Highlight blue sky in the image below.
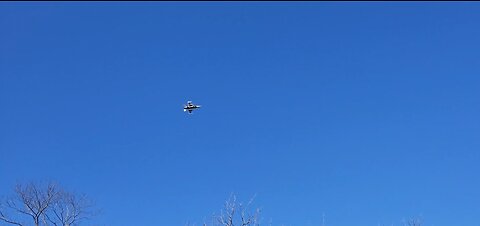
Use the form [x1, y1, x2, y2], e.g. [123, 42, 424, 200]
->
[1, 2, 479, 226]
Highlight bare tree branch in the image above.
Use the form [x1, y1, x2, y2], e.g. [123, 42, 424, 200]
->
[206, 194, 260, 226]
[1, 182, 97, 226]
[0, 209, 24, 226]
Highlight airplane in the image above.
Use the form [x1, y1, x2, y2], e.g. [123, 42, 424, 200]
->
[183, 101, 201, 114]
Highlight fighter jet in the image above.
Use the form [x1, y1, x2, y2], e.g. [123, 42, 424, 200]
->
[183, 101, 201, 114]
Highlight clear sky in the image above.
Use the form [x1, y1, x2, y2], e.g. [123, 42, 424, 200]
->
[1, 2, 479, 226]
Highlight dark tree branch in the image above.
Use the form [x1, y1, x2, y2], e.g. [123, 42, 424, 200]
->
[1, 182, 97, 226]
[0, 210, 23, 226]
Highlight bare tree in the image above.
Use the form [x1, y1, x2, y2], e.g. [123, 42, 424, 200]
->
[215, 195, 260, 226]
[0, 182, 97, 226]
[187, 195, 261, 226]
[403, 216, 423, 226]
[214, 195, 261, 226]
